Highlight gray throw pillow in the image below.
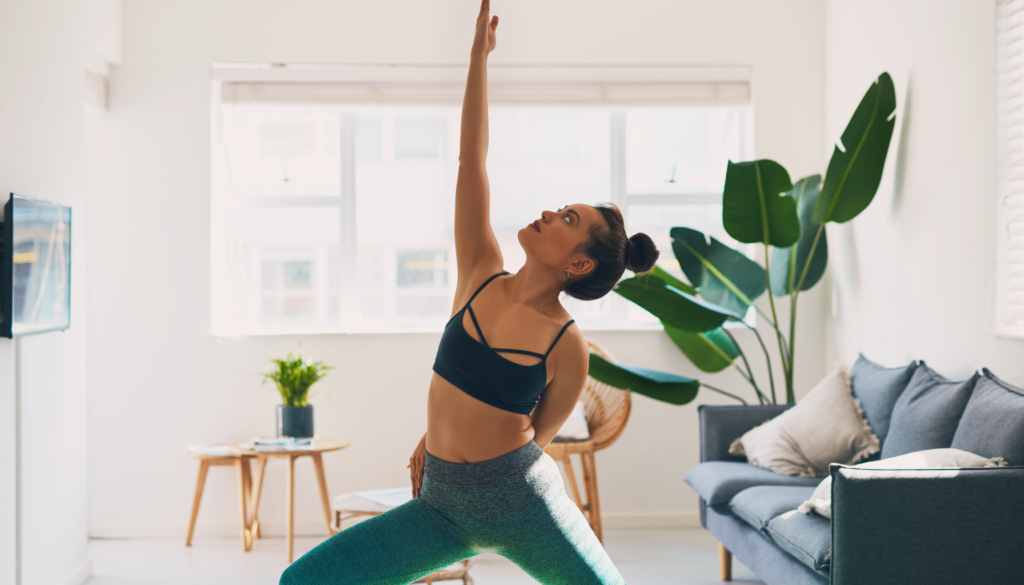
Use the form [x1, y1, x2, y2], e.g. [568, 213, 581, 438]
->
[882, 362, 979, 459]
[951, 369, 1024, 466]
[850, 353, 918, 445]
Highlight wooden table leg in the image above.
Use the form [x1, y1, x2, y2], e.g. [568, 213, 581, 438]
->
[287, 454, 296, 563]
[583, 449, 603, 544]
[244, 458, 256, 550]
[719, 542, 732, 581]
[578, 451, 594, 537]
[237, 459, 252, 551]
[249, 455, 267, 540]
[311, 453, 335, 536]
[561, 455, 586, 514]
[185, 460, 210, 546]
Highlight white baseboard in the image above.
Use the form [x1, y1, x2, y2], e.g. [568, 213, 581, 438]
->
[90, 520, 339, 539]
[58, 558, 92, 585]
[602, 511, 701, 529]
[91, 512, 701, 539]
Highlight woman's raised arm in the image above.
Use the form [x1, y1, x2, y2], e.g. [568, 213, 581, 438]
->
[454, 0, 502, 287]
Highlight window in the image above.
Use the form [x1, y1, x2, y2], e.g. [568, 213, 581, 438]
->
[996, 0, 1024, 338]
[211, 66, 753, 335]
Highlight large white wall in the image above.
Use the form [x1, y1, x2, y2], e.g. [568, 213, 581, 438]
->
[89, 0, 828, 539]
[824, 2, 1016, 384]
[0, 0, 94, 584]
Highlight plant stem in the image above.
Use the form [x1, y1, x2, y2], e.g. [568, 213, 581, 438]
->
[727, 350, 763, 401]
[787, 293, 797, 403]
[788, 223, 826, 403]
[762, 243, 790, 401]
[733, 364, 756, 387]
[741, 320, 777, 405]
[701, 383, 748, 405]
[755, 306, 778, 329]
[724, 327, 767, 405]
[783, 180, 805, 403]
[756, 307, 790, 365]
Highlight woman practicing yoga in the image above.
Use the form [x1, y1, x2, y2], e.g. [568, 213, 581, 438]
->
[280, 2, 658, 583]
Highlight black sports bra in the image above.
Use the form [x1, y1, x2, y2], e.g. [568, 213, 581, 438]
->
[432, 271, 575, 415]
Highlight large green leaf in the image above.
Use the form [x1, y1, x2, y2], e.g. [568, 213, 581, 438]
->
[664, 325, 739, 373]
[614, 274, 740, 332]
[813, 72, 897, 224]
[723, 159, 799, 247]
[588, 354, 700, 405]
[651, 264, 696, 295]
[671, 227, 765, 315]
[770, 175, 829, 296]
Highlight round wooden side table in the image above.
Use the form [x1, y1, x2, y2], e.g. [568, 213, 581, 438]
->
[182, 450, 257, 551]
[236, 436, 351, 563]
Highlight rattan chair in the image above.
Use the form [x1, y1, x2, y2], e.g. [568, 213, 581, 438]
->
[543, 340, 631, 544]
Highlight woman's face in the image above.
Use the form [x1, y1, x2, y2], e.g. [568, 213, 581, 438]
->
[518, 204, 603, 278]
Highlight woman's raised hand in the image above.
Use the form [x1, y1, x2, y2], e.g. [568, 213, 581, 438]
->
[471, 0, 499, 56]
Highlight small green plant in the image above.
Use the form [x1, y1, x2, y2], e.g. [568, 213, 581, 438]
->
[261, 343, 334, 407]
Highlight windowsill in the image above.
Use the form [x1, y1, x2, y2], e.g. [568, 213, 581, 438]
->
[211, 323, 670, 338]
[210, 318, 757, 338]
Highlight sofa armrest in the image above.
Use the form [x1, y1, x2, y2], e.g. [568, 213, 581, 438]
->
[695, 405, 791, 529]
[698, 404, 791, 462]
[830, 464, 1024, 585]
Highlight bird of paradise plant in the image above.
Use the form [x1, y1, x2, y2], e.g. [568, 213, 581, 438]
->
[589, 72, 897, 406]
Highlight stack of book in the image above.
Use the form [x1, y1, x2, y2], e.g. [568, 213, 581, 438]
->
[239, 436, 316, 452]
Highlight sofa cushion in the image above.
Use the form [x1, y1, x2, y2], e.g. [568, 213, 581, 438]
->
[729, 368, 879, 477]
[797, 448, 1007, 519]
[881, 363, 979, 459]
[951, 369, 1024, 466]
[766, 509, 832, 574]
[729, 485, 816, 532]
[684, 461, 822, 506]
[705, 506, 830, 585]
[850, 353, 917, 444]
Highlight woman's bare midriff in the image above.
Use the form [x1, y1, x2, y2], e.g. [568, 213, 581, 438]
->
[425, 371, 537, 464]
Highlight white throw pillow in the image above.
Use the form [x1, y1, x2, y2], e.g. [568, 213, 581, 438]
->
[553, 401, 590, 442]
[798, 448, 1008, 519]
[729, 367, 880, 477]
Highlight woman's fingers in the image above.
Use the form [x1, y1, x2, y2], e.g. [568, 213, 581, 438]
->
[408, 446, 425, 496]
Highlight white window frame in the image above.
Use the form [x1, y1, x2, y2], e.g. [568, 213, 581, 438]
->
[996, 1, 1024, 339]
[210, 64, 753, 336]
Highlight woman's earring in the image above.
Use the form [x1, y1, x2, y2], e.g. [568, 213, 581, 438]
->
[562, 268, 569, 282]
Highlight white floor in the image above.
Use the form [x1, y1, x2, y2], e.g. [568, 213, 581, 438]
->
[84, 528, 764, 585]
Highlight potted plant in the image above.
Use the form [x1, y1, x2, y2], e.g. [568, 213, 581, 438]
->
[589, 72, 897, 406]
[261, 343, 334, 438]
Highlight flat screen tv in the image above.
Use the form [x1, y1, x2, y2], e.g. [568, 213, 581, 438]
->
[0, 193, 72, 338]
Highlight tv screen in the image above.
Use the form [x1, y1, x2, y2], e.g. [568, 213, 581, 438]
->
[1, 193, 72, 337]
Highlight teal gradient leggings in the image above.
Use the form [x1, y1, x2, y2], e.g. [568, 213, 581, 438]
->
[279, 439, 626, 585]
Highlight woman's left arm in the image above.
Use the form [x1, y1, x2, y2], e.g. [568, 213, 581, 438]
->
[530, 332, 590, 450]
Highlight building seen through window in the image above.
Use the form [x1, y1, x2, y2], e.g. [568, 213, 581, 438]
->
[211, 100, 753, 334]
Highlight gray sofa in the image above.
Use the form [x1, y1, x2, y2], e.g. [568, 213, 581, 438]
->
[683, 357, 1024, 585]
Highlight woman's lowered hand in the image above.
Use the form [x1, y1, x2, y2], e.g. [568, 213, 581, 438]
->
[407, 433, 427, 498]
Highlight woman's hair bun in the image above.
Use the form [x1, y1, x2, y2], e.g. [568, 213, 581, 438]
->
[626, 233, 659, 274]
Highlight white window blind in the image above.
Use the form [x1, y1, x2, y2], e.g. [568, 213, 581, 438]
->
[997, 1, 1024, 337]
[213, 64, 751, 106]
